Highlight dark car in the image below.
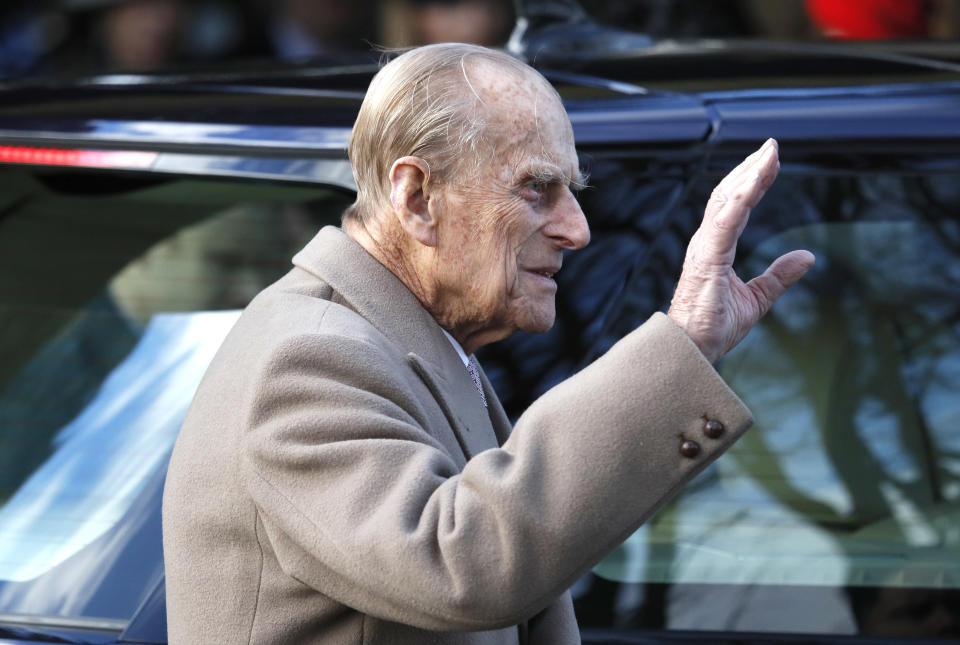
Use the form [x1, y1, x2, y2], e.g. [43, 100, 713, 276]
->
[0, 3, 959, 644]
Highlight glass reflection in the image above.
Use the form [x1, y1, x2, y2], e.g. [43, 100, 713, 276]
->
[0, 174, 349, 621]
[0, 311, 239, 582]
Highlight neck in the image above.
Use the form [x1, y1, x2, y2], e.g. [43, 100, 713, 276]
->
[345, 215, 438, 325]
[345, 219, 505, 356]
[442, 320, 510, 356]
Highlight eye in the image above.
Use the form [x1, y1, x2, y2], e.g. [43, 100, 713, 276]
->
[521, 181, 546, 201]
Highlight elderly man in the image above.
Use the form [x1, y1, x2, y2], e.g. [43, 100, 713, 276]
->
[162, 43, 813, 644]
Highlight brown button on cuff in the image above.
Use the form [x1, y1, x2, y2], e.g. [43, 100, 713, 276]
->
[680, 440, 701, 459]
[704, 419, 725, 439]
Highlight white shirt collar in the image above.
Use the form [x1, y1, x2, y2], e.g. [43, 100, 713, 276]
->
[440, 328, 470, 367]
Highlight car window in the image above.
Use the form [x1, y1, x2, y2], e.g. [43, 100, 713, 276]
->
[538, 166, 960, 639]
[0, 168, 349, 624]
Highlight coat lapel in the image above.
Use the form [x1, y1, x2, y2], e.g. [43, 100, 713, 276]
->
[406, 353, 500, 459]
[292, 227, 502, 460]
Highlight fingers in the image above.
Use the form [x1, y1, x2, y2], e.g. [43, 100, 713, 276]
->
[700, 139, 780, 264]
[714, 138, 778, 196]
[704, 139, 778, 220]
[746, 249, 816, 316]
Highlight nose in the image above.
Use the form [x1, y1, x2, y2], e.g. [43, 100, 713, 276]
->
[547, 188, 591, 250]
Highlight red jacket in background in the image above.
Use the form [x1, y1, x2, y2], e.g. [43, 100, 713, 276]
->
[806, 0, 931, 39]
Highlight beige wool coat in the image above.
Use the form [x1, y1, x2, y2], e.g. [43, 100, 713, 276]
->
[162, 226, 753, 644]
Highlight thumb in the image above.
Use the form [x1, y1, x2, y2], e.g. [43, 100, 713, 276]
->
[746, 249, 816, 316]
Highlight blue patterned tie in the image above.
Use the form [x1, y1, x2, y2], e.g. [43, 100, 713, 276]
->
[467, 357, 487, 408]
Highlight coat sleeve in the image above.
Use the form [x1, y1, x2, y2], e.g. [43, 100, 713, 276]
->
[241, 312, 751, 632]
[524, 592, 580, 644]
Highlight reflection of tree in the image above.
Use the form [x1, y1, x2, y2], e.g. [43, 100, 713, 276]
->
[731, 297, 929, 533]
[718, 220, 960, 636]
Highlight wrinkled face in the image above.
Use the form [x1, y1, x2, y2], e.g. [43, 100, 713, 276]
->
[430, 64, 591, 347]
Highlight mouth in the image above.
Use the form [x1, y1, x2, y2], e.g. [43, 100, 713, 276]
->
[522, 266, 561, 282]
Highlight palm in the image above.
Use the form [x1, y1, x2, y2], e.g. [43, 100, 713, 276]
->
[667, 140, 815, 363]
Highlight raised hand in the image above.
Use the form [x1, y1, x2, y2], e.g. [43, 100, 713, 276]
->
[667, 139, 815, 363]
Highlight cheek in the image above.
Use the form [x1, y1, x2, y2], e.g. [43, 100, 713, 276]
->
[445, 183, 536, 302]
[494, 208, 532, 295]
[472, 199, 528, 265]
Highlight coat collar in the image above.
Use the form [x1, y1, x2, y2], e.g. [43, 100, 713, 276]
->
[292, 227, 503, 457]
[292, 226, 458, 376]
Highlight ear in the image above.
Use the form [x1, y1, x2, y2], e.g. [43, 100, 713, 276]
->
[389, 156, 437, 247]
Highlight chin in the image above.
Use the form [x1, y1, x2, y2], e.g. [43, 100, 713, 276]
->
[517, 310, 556, 334]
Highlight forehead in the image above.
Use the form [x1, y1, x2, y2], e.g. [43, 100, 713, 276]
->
[468, 60, 578, 176]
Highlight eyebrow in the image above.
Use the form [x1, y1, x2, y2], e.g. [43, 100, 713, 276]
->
[518, 161, 589, 191]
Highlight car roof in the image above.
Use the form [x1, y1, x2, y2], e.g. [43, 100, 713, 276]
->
[0, 36, 958, 186]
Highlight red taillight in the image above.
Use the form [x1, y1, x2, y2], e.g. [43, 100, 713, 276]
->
[0, 146, 157, 169]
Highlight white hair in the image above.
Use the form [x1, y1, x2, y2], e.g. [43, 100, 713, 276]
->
[343, 43, 557, 227]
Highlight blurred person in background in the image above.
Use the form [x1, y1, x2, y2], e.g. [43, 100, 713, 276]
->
[578, 0, 755, 38]
[37, 0, 190, 73]
[739, 0, 817, 40]
[380, 0, 512, 48]
[100, 0, 185, 69]
[0, 2, 71, 78]
[267, 0, 377, 59]
[15, 0, 262, 76]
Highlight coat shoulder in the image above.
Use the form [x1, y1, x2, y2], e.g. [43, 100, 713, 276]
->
[238, 266, 402, 362]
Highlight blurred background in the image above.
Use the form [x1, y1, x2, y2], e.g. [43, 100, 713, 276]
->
[1, 0, 959, 80]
